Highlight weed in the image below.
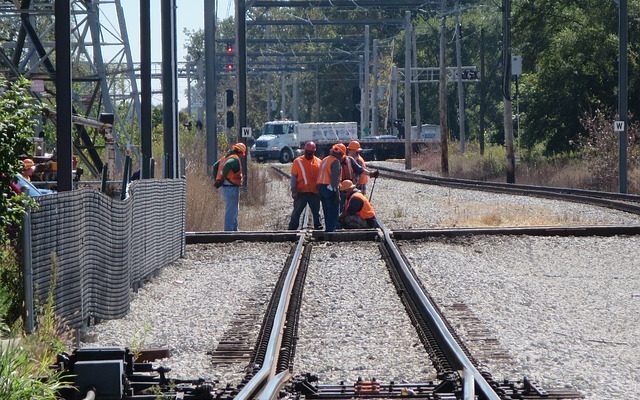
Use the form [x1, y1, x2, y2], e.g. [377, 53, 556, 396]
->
[0, 340, 71, 400]
[0, 253, 73, 400]
[129, 323, 152, 361]
[392, 206, 407, 218]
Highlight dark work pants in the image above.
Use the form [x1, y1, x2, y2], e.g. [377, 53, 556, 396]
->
[319, 185, 340, 232]
[288, 192, 323, 230]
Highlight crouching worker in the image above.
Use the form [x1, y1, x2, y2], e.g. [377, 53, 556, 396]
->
[338, 180, 379, 229]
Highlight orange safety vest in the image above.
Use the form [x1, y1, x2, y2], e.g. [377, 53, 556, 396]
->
[341, 156, 356, 181]
[346, 191, 376, 219]
[355, 154, 368, 185]
[215, 153, 243, 186]
[317, 155, 340, 186]
[292, 155, 321, 193]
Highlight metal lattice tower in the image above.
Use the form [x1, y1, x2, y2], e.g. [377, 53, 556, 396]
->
[0, 0, 140, 178]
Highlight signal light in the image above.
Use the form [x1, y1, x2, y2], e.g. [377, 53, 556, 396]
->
[226, 89, 234, 107]
[352, 86, 361, 104]
[225, 63, 234, 72]
[226, 111, 235, 128]
[225, 43, 234, 55]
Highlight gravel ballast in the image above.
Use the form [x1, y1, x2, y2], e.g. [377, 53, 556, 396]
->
[79, 163, 640, 399]
[293, 241, 437, 384]
[80, 242, 291, 384]
[402, 236, 640, 399]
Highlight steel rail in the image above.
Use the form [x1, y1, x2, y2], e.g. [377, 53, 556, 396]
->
[391, 225, 640, 240]
[376, 220, 501, 400]
[234, 228, 306, 399]
[375, 165, 640, 214]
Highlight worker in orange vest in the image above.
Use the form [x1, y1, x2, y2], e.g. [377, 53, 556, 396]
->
[213, 142, 246, 231]
[338, 179, 379, 229]
[288, 141, 323, 230]
[346, 140, 378, 194]
[317, 143, 345, 232]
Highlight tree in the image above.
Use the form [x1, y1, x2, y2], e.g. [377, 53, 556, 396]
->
[0, 77, 41, 244]
[512, 0, 640, 154]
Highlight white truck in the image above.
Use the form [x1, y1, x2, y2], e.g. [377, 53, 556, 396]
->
[250, 121, 358, 163]
[250, 120, 440, 163]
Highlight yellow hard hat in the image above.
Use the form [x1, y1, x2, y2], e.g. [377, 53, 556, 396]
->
[339, 179, 356, 192]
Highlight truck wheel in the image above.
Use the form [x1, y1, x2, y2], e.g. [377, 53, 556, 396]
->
[279, 149, 293, 163]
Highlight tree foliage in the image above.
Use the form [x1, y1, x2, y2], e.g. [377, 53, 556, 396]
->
[0, 77, 41, 244]
[513, 0, 640, 154]
[181, 1, 640, 156]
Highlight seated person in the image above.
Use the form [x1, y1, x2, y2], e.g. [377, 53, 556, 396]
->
[338, 180, 379, 229]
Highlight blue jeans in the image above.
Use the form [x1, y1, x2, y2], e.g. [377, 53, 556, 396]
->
[288, 192, 322, 230]
[222, 185, 240, 231]
[319, 185, 340, 232]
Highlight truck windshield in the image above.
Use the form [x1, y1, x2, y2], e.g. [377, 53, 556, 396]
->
[263, 124, 288, 135]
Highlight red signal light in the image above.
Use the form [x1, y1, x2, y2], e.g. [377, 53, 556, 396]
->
[225, 43, 234, 55]
[225, 63, 234, 72]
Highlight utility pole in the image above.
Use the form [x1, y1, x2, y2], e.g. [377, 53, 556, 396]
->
[502, 0, 515, 183]
[618, 0, 628, 193]
[280, 74, 287, 118]
[55, 0, 72, 191]
[391, 65, 398, 136]
[372, 39, 379, 136]
[404, 11, 412, 170]
[204, 0, 217, 169]
[140, 0, 152, 178]
[235, 0, 248, 186]
[359, 55, 364, 136]
[161, 0, 178, 179]
[315, 65, 320, 120]
[292, 73, 299, 121]
[455, 6, 466, 153]
[267, 78, 271, 120]
[439, 0, 449, 175]
[363, 25, 370, 136]
[412, 29, 421, 139]
[479, 27, 485, 156]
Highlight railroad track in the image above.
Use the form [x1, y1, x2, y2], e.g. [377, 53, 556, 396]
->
[57, 166, 640, 399]
[372, 164, 640, 215]
[58, 221, 600, 399]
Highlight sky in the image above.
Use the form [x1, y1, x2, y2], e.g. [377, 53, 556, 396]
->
[105, 0, 235, 107]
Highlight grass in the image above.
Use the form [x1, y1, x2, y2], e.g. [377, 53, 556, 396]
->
[0, 251, 73, 399]
[185, 160, 278, 231]
[413, 141, 640, 194]
[442, 203, 586, 227]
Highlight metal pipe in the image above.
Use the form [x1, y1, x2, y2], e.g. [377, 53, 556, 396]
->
[22, 211, 34, 334]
